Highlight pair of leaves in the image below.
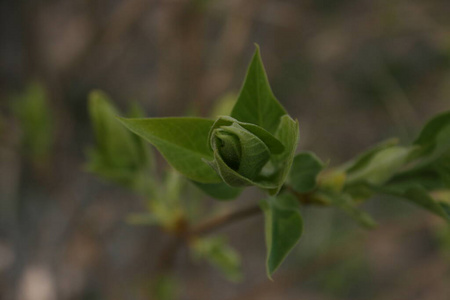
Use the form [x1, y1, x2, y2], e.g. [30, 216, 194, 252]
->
[119, 46, 298, 197]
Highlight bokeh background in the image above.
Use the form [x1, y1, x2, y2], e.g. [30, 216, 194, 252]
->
[1, 0, 450, 299]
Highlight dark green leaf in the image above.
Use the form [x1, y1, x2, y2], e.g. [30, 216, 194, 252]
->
[414, 110, 450, 146]
[261, 193, 303, 278]
[208, 116, 284, 154]
[405, 110, 450, 171]
[118, 117, 221, 183]
[231, 45, 287, 134]
[288, 152, 324, 193]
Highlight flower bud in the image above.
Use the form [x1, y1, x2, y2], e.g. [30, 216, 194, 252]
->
[206, 116, 284, 187]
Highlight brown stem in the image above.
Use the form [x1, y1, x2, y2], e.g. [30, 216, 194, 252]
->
[190, 203, 262, 236]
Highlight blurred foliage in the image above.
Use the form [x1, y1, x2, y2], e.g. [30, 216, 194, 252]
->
[11, 82, 53, 165]
[191, 236, 242, 282]
[86, 90, 154, 192]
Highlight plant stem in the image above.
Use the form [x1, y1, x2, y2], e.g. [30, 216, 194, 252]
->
[190, 203, 262, 236]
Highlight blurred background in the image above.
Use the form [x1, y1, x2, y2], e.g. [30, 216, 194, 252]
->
[1, 0, 450, 299]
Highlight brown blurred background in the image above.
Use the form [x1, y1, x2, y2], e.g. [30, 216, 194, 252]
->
[1, 0, 450, 299]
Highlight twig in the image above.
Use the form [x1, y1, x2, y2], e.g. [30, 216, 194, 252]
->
[190, 203, 262, 236]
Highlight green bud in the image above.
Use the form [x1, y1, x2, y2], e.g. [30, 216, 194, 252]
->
[206, 116, 283, 188]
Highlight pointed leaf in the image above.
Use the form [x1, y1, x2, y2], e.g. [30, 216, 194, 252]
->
[261, 193, 303, 278]
[231, 45, 287, 133]
[346, 146, 415, 186]
[118, 117, 221, 183]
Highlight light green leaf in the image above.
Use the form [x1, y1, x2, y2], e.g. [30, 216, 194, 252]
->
[261, 193, 303, 278]
[89, 91, 141, 168]
[267, 115, 300, 195]
[342, 138, 399, 173]
[231, 45, 287, 134]
[346, 146, 415, 186]
[210, 93, 237, 118]
[118, 117, 221, 183]
[86, 91, 154, 191]
[191, 236, 242, 282]
[288, 152, 324, 193]
[191, 181, 242, 200]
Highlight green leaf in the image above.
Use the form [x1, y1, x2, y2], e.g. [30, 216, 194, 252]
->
[405, 110, 450, 171]
[118, 117, 221, 183]
[191, 181, 242, 200]
[191, 236, 242, 282]
[343, 138, 399, 174]
[261, 193, 303, 278]
[414, 110, 450, 146]
[346, 146, 415, 186]
[267, 115, 300, 195]
[86, 91, 154, 191]
[288, 152, 324, 193]
[210, 93, 237, 118]
[89, 91, 141, 168]
[231, 45, 287, 134]
[206, 117, 286, 190]
[208, 116, 285, 154]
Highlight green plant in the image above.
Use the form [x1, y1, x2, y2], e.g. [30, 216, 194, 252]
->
[87, 46, 450, 282]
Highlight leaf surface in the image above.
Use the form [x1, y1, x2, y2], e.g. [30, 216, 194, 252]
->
[231, 46, 287, 134]
[261, 193, 303, 278]
[119, 117, 221, 183]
